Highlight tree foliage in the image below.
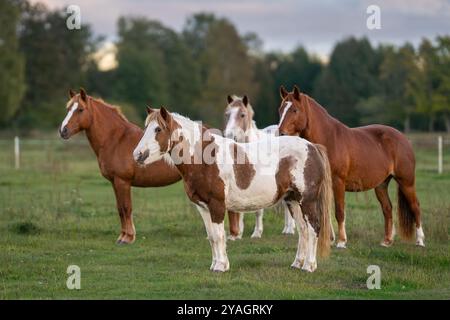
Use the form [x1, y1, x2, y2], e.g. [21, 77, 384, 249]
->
[0, 0, 26, 125]
[1, 1, 449, 132]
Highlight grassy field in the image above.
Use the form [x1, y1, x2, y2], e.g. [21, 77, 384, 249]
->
[0, 133, 449, 299]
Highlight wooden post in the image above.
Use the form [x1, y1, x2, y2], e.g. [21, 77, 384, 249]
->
[14, 136, 20, 170]
[438, 136, 443, 174]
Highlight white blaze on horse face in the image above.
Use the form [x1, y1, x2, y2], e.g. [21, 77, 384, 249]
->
[133, 120, 162, 165]
[61, 102, 78, 128]
[279, 101, 292, 126]
[224, 107, 240, 139]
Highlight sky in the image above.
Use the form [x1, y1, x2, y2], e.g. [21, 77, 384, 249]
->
[31, 0, 450, 60]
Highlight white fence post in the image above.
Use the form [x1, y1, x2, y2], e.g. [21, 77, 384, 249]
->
[438, 135, 443, 174]
[14, 136, 20, 170]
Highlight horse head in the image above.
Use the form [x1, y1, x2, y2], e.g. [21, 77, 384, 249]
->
[224, 95, 254, 142]
[278, 85, 308, 137]
[133, 107, 178, 165]
[60, 88, 93, 139]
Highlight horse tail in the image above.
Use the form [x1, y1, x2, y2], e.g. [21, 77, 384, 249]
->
[315, 144, 334, 258]
[397, 186, 416, 240]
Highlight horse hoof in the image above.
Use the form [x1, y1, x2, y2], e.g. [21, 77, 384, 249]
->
[227, 235, 241, 241]
[212, 261, 229, 272]
[251, 231, 262, 239]
[282, 227, 295, 235]
[301, 263, 317, 273]
[380, 240, 394, 247]
[290, 260, 303, 269]
[336, 241, 347, 249]
[416, 241, 425, 247]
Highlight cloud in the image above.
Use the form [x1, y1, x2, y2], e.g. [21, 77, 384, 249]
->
[30, 0, 450, 57]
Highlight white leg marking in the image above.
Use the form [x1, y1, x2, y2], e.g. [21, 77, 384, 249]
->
[336, 219, 347, 249]
[288, 202, 307, 269]
[416, 226, 425, 247]
[61, 102, 78, 128]
[196, 204, 217, 270]
[251, 209, 264, 238]
[302, 221, 318, 273]
[211, 222, 229, 272]
[282, 202, 296, 235]
[238, 212, 244, 239]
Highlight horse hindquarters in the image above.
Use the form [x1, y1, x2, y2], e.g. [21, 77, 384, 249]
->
[393, 140, 424, 246]
[287, 144, 333, 272]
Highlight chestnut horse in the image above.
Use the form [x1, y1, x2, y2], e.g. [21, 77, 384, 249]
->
[224, 95, 296, 239]
[59, 88, 181, 244]
[133, 107, 332, 272]
[278, 85, 425, 248]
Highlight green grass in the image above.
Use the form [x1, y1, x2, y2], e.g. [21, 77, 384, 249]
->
[0, 135, 449, 299]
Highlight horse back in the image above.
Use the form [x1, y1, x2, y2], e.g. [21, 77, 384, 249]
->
[339, 124, 413, 190]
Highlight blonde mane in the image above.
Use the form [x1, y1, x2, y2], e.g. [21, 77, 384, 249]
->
[92, 97, 128, 121]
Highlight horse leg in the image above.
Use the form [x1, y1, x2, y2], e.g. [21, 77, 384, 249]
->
[282, 201, 296, 235]
[113, 178, 135, 244]
[333, 178, 347, 248]
[286, 201, 307, 270]
[227, 211, 241, 241]
[395, 178, 424, 246]
[299, 201, 320, 272]
[196, 204, 217, 270]
[238, 212, 244, 238]
[374, 179, 395, 247]
[199, 200, 229, 272]
[251, 209, 264, 238]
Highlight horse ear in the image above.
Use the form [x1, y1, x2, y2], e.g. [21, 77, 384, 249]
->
[159, 107, 173, 128]
[227, 95, 233, 104]
[146, 106, 155, 114]
[79, 87, 87, 102]
[293, 85, 301, 100]
[68, 89, 76, 98]
[280, 86, 288, 99]
[242, 95, 249, 107]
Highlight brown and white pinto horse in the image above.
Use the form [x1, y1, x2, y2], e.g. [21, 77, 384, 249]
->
[278, 85, 425, 248]
[133, 107, 332, 272]
[59, 89, 181, 244]
[224, 95, 296, 239]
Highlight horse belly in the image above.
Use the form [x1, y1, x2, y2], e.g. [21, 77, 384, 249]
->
[225, 174, 278, 212]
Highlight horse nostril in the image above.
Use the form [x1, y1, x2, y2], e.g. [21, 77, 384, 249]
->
[137, 149, 150, 163]
[60, 126, 69, 138]
[280, 132, 286, 136]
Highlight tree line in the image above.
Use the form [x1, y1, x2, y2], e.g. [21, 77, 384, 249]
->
[1, 0, 449, 132]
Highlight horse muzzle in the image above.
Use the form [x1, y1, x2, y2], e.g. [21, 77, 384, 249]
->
[134, 149, 150, 165]
[59, 126, 70, 139]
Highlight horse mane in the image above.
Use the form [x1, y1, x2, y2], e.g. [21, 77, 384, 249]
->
[91, 97, 128, 122]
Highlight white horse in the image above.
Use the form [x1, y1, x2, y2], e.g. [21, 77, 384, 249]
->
[133, 107, 333, 272]
[224, 95, 296, 239]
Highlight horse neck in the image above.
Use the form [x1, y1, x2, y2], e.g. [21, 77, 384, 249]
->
[245, 121, 260, 142]
[302, 96, 345, 145]
[85, 99, 129, 156]
[170, 116, 209, 175]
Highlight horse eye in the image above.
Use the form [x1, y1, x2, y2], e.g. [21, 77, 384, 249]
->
[78, 108, 84, 113]
[155, 127, 162, 133]
[240, 113, 245, 118]
[293, 108, 298, 113]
